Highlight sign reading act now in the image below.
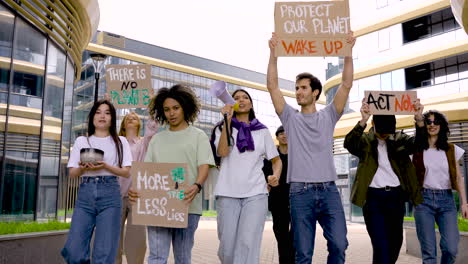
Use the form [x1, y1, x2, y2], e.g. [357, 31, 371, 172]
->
[364, 91, 417, 115]
[274, 0, 351, 57]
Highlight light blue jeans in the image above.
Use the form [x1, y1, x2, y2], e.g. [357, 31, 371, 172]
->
[61, 176, 122, 264]
[147, 214, 200, 264]
[414, 189, 460, 264]
[216, 194, 268, 264]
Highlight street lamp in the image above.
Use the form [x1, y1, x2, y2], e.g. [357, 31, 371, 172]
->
[89, 53, 107, 103]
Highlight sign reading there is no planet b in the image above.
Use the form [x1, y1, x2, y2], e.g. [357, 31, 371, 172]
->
[364, 90, 417, 115]
[105, 64, 153, 109]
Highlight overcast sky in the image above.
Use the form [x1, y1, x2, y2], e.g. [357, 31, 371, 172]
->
[97, 0, 369, 82]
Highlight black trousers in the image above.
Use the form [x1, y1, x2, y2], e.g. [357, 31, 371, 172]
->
[271, 204, 295, 264]
[363, 187, 405, 264]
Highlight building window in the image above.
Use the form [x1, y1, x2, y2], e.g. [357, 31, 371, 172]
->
[402, 8, 460, 44]
[405, 53, 468, 90]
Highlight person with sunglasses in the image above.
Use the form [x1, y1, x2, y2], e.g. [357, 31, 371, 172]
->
[412, 110, 468, 264]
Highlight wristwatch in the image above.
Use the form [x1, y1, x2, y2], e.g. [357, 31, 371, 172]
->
[194, 183, 202, 193]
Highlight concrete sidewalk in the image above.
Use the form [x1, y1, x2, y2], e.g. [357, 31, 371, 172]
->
[123, 220, 420, 263]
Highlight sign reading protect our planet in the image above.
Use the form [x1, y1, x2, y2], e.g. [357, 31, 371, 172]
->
[274, 0, 351, 57]
[105, 64, 153, 109]
[131, 162, 189, 228]
[364, 90, 417, 115]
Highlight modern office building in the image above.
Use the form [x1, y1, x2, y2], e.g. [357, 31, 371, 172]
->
[63, 31, 298, 216]
[0, 0, 99, 221]
[326, 0, 468, 221]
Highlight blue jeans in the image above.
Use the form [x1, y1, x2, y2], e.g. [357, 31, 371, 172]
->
[62, 176, 122, 264]
[414, 189, 459, 264]
[290, 182, 348, 264]
[147, 214, 200, 264]
[216, 194, 268, 264]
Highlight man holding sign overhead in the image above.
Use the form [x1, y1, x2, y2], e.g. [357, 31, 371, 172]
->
[267, 1, 355, 262]
[344, 98, 424, 264]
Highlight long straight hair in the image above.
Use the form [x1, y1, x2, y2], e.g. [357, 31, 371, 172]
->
[87, 99, 123, 167]
[232, 89, 256, 120]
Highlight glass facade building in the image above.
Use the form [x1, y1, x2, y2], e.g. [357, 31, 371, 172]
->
[62, 32, 299, 214]
[326, 0, 468, 222]
[0, 0, 98, 221]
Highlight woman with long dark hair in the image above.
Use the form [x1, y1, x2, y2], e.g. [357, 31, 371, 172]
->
[62, 99, 132, 263]
[413, 110, 468, 263]
[213, 89, 282, 264]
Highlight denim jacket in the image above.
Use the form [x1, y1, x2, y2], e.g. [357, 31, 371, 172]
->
[344, 122, 423, 208]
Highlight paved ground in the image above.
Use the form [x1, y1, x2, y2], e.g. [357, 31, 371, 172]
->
[123, 220, 420, 263]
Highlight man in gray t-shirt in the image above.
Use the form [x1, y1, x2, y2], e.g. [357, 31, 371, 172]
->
[266, 32, 356, 264]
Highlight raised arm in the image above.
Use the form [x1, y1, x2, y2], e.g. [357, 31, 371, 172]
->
[267, 33, 286, 115]
[333, 33, 356, 115]
[344, 98, 369, 158]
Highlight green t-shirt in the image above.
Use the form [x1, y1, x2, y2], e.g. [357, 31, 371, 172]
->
[144, 125, 215, 215]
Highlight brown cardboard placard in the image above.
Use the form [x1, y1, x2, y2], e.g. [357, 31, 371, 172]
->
[105, 64, 153, 108]
[131, 162, 189, 228]
[364, 90, 418, 115]
[274, 1, 351, 57]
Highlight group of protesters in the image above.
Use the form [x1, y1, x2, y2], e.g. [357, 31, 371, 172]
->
[60, 32, 467, 264]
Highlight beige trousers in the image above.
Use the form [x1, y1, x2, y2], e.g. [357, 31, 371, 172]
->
[115, 197, 147, 264]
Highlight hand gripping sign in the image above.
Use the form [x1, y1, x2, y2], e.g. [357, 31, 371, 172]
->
[274, 0, 352, 57]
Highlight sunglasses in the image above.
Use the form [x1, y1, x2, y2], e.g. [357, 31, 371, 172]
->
[425, 119, 440, 125]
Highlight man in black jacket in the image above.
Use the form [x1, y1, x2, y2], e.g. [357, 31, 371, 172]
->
[263, 126, 295, 264]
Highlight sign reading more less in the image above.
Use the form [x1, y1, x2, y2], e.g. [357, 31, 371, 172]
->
[131, 162, 189, 228]
[274, 1, 351, 57]
[364, 90, 417, 115]
[105, 64, 153, 109]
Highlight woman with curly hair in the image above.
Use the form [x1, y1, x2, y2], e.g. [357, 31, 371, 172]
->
[130, 84, 214, 264]
[413, 110, 468, 263]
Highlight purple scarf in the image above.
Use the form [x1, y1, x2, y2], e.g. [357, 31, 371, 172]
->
[230, 117, 267, 153]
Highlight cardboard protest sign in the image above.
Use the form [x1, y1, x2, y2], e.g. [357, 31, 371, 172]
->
[105, 64, 153, 108]
[131, 162, 189, 228]
[364, 90, 417, 115]
[274, 1, 351, 57]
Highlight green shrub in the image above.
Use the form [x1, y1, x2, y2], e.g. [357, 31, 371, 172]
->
[0, 221, 70, 235]
[404, 216, 468, 232]
[202, 210, 217, 217]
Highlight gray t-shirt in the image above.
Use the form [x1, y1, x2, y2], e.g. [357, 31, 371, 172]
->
[279, 103, 342, 183]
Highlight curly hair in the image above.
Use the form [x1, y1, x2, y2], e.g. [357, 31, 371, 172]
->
[148, 84, 200, 125]
[420, 110, 450, 151]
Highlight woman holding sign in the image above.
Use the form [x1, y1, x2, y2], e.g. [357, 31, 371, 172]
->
[116, 112, 159, 264]
[213, 89, 282, 264]
[61, 99, 132, 263]
[413, 110, 468, 263]
[131, 84, 214, 264]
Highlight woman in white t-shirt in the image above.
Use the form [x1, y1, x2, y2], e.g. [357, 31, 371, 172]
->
[214, 89, 282, 264]
[61, 100, 132, 264]
[412, 110, 468, 264]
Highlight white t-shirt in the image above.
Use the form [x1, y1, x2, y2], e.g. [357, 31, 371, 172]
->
[214, 127, 279, 198]
[68, 135, 132, 177]
[423, 145, 465, 189]
[369, 139, 401, 188]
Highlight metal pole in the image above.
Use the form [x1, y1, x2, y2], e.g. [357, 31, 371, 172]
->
[94, 72, 100, 103]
